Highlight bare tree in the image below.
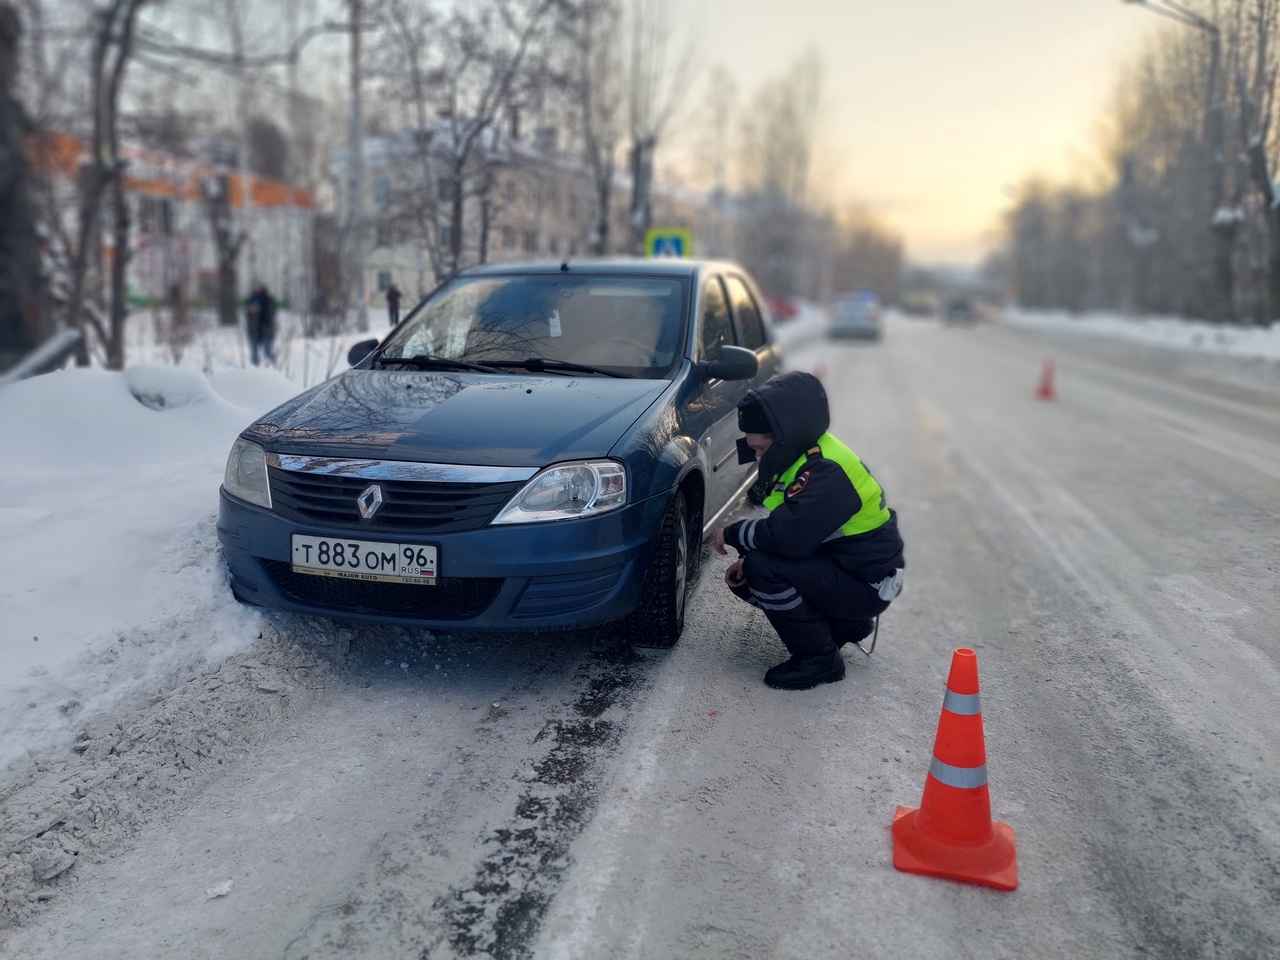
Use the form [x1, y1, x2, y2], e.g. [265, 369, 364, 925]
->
[830, 208, 905, 305]
[735, 52, 824, 296]
[624, 0, 696, 254]
[1234, 0, 1280, 319]
[739, 53, 821, 208]
[0, 2, 49, 372]
[566, 0, 623, 254]
[371, 0, 561, 276]
[1001, 2, 1280, 323]
[61, 0, 145, 370]
[693, 64, 734, 193]
[440, 0, 560, 272]
[200, 171, 245, 327]
[370, 0, 451, 280]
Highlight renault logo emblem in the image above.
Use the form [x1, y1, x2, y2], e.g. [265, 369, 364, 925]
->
[356, 483, 384, 519]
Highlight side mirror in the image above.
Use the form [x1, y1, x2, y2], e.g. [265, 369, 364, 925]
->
[702, 344, 758, 381]
[347, 338, 379, 368]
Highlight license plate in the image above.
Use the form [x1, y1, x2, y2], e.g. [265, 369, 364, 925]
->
[291, 535, 437, 585]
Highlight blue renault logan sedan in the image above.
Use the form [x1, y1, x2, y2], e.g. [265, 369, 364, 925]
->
[217, 259, 780, 646]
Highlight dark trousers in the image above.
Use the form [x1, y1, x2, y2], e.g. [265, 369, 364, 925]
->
[250, 337, 275, 366]
[732, 550, 890, 658]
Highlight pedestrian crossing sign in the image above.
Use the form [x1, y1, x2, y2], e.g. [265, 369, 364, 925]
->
[644, 228, 692, 259]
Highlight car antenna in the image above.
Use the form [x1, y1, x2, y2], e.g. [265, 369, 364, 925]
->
[560, 260, 570, 272]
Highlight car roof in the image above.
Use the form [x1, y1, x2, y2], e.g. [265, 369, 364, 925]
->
[454, 258, 743, 280]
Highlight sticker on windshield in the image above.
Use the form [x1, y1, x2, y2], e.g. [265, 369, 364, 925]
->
[548, 308, 562, 338]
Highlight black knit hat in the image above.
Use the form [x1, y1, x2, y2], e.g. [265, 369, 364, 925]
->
[737, 397, 771, 434]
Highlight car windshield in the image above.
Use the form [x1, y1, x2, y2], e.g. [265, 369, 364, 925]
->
[378, 274, 689, 378]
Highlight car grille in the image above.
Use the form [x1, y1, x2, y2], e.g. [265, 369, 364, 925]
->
[262, 560, 502, 620]
[268, 467, 524, 533]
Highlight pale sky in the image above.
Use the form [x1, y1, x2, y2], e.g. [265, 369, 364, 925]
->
[684, 0, 1168, 266]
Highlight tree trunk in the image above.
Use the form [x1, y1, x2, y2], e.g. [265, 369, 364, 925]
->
[450, 161, 464, 271]
[0, 3, 49, 372]
[218, 257, 239, 329]
[478, 180, 491, 265]
[203, 173, 243, 327]
[628, 139, 652, 255]
[1270, 211, 1280, 324]
[591, 157, 612, 255]
[107, 168, 129, 369]
[1209, 222, 1236, 324]
[65, 11, 113, 366]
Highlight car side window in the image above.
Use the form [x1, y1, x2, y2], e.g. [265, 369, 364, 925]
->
[725, 275, 767, 351]
[700, 276, 734, 361]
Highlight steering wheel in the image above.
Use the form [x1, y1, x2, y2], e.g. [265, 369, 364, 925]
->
[569, 337, 653, 366]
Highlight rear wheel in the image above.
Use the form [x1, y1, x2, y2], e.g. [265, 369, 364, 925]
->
[624, 489, 690, 649]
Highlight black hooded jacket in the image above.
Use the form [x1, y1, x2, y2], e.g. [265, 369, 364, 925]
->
[723, 371, 904, 581]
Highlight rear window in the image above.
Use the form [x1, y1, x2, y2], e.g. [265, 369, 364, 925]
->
[836, 300, 875, 321]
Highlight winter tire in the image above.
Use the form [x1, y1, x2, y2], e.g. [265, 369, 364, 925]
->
[625, 489, 690, 648]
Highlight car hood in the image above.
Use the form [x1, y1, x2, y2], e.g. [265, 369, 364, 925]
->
[245, 370, 671, 466]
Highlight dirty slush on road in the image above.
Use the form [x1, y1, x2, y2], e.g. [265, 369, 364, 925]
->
[0, 615, 656, 958]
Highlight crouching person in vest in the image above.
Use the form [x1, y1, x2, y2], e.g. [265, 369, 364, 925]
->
[714, 371, 905, 690]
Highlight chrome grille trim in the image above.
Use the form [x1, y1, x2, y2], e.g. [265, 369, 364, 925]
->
[266, 454, 537, 484]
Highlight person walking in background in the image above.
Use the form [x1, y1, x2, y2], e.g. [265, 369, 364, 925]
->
[385, 281, 403, 327]
[246, 281, 276, 366]
[714, 370, 905, 690]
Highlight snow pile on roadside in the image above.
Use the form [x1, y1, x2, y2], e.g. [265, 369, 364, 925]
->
[1003, 308, 1280, 360]
[0, 362, 339, 926]
[0, 365, 301, 777]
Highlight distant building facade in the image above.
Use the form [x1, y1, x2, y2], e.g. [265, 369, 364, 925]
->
[329, 122, 840, 312]
[30, 131, 315, 308]
[331, 122, 745, 312]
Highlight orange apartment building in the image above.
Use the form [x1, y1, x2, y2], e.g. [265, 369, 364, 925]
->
[29, 130, 315, 309]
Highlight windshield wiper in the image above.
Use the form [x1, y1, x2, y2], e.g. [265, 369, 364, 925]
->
[373, 354, 500, 373]
[481, 357, 634, 379]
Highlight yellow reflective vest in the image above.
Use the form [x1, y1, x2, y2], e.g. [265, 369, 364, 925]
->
[763, 432, 891, 536]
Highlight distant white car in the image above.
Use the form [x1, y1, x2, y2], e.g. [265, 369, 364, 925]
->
[828, 293, 882, 340]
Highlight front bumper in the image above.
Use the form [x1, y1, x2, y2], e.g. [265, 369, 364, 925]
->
[216, 487, 668, 631]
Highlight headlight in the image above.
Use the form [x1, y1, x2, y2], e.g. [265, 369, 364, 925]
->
[492, 460, 626, 524]
[223, 438, 272, 509]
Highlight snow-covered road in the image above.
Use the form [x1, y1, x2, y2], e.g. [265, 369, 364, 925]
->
[2, 313, 1278, 958]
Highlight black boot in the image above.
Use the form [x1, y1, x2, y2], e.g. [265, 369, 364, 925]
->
[764, 650, 845, 690]
[831, 618, 874, 648]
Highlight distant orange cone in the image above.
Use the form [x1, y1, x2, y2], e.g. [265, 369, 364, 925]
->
[891, 647, 1018, 891]
[1035, 358, 1056, 400]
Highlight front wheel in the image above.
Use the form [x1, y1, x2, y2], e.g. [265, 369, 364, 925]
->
[624, 489, 690, 649]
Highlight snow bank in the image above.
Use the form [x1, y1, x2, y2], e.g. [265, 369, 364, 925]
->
[0, 365, 301, 776]
[1004, 308, 1280, 361]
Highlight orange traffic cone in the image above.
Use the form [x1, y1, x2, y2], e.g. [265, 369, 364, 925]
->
[1035, 358, 1056, 400]
[891, 647, 1018, 891]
